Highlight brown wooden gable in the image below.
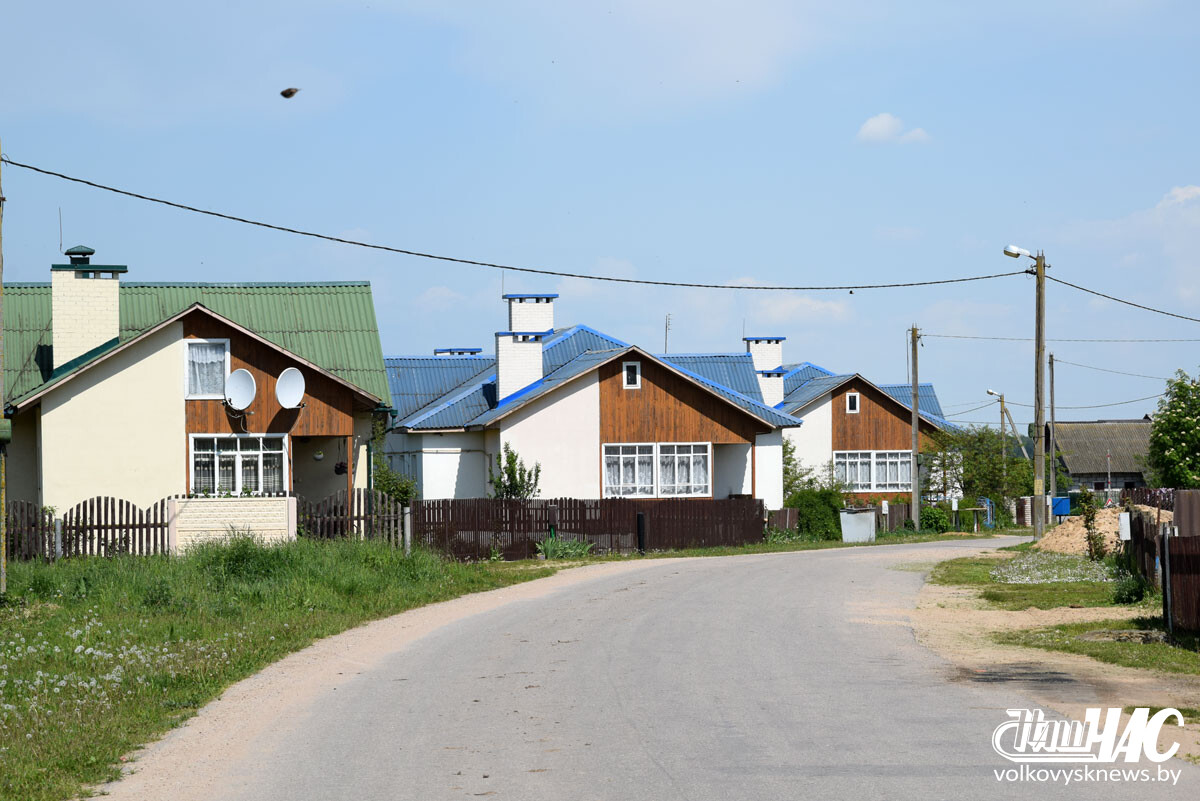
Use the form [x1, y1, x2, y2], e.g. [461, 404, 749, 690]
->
[832, 377, 937, 451]
[183, 314, 356, 438]
[598, 357, 767, 444]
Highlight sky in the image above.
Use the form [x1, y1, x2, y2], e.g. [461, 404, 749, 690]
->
[2, 0, 1198, 429]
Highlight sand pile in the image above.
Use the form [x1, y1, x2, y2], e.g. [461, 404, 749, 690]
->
[1035, 505, 1172, 555]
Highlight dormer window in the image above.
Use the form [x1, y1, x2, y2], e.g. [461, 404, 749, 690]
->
[846, 392, 860, 414]
[623, 361, 641, 389]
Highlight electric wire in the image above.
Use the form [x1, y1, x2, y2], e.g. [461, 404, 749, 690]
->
[1006, 393, 1164, 410]
[923, 333, 1200, 343]
[1052, 358, 1171, 381]
[0, 156, 1027, 292]
[1047, 275, 1200, 324]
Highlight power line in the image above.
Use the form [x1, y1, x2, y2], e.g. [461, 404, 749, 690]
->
[0, 155, 1028, 292]
[1048, 275, 1200, 324]
[946, 400, 997, 417]
[1006, 392, 1164, 410]
[923, 333, 1200, 343]
[1053, 358, 1170, 381]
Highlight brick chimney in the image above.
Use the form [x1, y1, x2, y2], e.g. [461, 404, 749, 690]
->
[52, 246, 126, 369]
[495, 294, 556, 402]
[745, 336, 785, 408]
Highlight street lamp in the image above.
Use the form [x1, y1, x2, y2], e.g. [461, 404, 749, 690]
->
[1002, 243, 1048, 539]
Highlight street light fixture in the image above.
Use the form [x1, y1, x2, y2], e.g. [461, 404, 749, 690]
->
[1003, 244, 1032, 259]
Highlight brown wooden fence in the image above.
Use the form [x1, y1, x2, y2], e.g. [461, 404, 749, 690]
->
[1122, 487, 1176, 512]
[5, 497, 173, 560]
[1162, 534, 1200, 632]
[1125, 508, 1161, 591]
[413, 497, 765, 560]
[5, 501, 55, 561]
[298, 489, 405, 545]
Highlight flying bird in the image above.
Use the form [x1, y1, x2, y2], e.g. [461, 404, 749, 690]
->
[280, 88, 300, 99]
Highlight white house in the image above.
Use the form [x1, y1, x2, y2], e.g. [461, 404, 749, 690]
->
[383, 295, 799, 508]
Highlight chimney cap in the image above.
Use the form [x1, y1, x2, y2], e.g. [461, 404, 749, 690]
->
[744, 336, 786, 342]
[64, 245, 96, 257]
[433, 347, 483, 355]
[502, 293, 559, 300]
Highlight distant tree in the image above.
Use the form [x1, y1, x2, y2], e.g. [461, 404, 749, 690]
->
[1147, 369, 1200, 489]
[489, 443, 542, 500]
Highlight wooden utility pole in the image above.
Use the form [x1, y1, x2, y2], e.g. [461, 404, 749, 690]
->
[998, 393, 1007, 493]
[1002, 404, 1029, 459]
[910, 325, 920, 530]
[1033, 251, 1047, 539]
[1, 138, 7, 595]
[1049, 352, 1057, 518]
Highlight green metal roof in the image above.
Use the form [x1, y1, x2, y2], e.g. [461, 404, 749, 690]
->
[2, 282, 391, 408]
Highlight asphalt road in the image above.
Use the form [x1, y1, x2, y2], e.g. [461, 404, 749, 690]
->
[183, 539, 1200, 800]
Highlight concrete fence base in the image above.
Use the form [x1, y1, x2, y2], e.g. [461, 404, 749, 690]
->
[168, 496, 298, 553]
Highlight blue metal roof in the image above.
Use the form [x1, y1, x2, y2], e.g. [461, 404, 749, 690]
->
[878, 383, 954, 429]
[543, 325, 627, 373]
[659, 353, 764, 403]
[781, 361, 835, 394]
[661, 358, 799, 428]
[385, 356, 494, 419]
[779, 374, 855, 415]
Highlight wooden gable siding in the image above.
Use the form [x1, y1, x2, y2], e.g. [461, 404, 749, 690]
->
[598, 358, 765, 445]
[831, 378, 936, 451]
[183, 316, 356, 438]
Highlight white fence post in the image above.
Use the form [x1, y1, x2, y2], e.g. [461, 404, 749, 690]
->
[402, 505, 412, 557]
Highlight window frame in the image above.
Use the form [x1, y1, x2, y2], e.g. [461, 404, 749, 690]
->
[622, 361, 642, 389]
[601, 441, 712, 498]
[184, 338, 231, 400]
[845, 392, 860, 414]
[833, 449, 912, 493]
[189, 433, 290, 496]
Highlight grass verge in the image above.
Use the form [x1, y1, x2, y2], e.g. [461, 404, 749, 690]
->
[927, 551, 1132, 610]
[998, 618, 1200, 675]
[0, 538, 555, 801]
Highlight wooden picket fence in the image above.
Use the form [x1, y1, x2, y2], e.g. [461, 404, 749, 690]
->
[413, 497, 765, 560]
[5, 496, 174, 560]
[297, 489, 405, 545]
[5, 501, 55, 561]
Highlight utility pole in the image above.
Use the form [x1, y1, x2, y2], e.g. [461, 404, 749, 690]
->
[1, 137, 7, 595]
[910, 325, 920, 530]
[997, 393, 1007, 493]
[1002, 403, 1029, 459]
[1049, 352, 1057, 519]
[1033, 251, 1047, 539]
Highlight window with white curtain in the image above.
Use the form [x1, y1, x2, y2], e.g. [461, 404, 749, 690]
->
[191, 435, 287, 495]
[834, 450, 911, 492]
[602, 442, 711, 498]
[186, 339, 230, 398]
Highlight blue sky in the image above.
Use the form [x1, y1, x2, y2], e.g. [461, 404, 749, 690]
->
[3, 1, 1198, 428]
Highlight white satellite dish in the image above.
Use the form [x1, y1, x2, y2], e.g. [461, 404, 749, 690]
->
[276, 367, 306, 409]
[224, 369, 257, 411]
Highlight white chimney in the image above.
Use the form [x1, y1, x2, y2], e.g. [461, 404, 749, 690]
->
[495, 294, 556, 402]
[52, 246, 125, 370]
[433, 347, 483, 356]
[745, 336, 785, 408]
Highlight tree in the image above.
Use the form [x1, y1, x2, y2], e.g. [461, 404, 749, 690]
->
[1147, 369, 1200, 488]
[488, 443, 542, 500]
[370, 416, 417, 504]
[930, 425, 1067, 504]
[782, 438, 814, 498]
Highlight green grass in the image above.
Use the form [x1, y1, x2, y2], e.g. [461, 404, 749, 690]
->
[998, 618, 1200, 675]
[0, 538, 555, 801]
[928, 551, 1134, 610]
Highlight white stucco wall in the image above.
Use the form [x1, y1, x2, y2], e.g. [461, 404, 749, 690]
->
[713, 443, 752, 498]
[7, 410, 41, 505]
[785, 393, 832, 475]
[40, 322, 186, 512]
[499, 370, 600, 498]
[754, 429, 784, 510]
[414, 430, 489, 499]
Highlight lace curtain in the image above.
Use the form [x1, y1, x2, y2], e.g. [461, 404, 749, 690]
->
[187, 342, 226, 396]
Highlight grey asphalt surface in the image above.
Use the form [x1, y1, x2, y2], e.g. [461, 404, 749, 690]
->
[218, 538, 1198, 800]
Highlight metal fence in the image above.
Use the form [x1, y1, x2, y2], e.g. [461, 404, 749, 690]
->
[413, 497, 765, 560]
[298, 489, 405, 544]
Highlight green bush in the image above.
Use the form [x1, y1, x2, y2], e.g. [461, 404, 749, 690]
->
[1112, 574, 1149, 604]
[921, 505, 951, 534]
[536, 537, 594, 559]
[783, 487, 843, 540]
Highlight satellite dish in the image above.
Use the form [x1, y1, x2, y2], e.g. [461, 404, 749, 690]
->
[276, 367, 306, 409]
[224, 369, 257, 411]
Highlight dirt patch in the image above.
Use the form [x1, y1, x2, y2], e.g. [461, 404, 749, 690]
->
[912, 574, 1200, 763]
[1036, 505, 1172, 555]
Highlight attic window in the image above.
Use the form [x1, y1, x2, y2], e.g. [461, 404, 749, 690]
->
[186, 339, 230, 399]
[846, 392, 860, 414]
[623, 361, 641, 389]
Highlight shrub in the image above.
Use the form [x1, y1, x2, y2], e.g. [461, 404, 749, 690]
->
[921, 505, 950, 533]
[783, 487, 843, 540]
[1112, 574, 1149, 604]
[1080, 488, 1106, 561]
[536, 537, 594, 559]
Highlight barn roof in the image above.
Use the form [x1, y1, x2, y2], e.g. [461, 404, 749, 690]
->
[1052, 419, 1152, 475]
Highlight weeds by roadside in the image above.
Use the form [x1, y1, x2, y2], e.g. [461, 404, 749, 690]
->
[998, 619, 1200, 675]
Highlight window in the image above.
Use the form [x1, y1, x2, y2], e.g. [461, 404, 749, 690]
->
[186, 339, 230, 399]
[191, 435, 287, 495]
[602, 442, 711, 497]
[604, 444, 654, 496]
[846, 392, 860, 414]
[658, 443, 710, 496]
[834, 450, 912, 492]
[622, 361, 641, 389]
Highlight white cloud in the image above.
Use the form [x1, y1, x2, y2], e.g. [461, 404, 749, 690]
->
[1158, 185, 1200, 208]
[751, 294, 849, 325]
[856, 112, 930, 144]
[417, 285, 467, 309]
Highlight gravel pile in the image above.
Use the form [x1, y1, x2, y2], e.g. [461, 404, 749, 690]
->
[1034, 505, 1171, 555]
